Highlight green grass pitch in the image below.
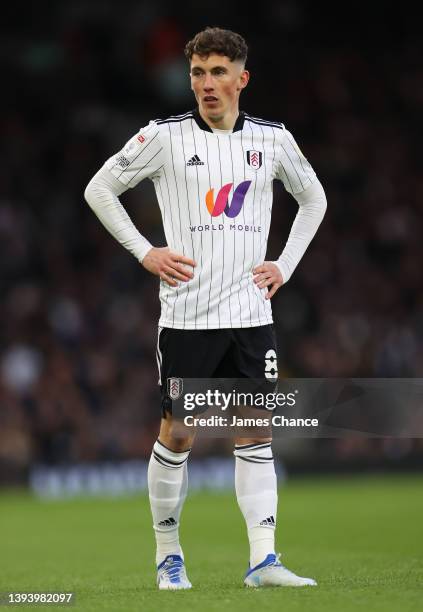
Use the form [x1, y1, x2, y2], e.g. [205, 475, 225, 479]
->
[1, 474, 422, 611]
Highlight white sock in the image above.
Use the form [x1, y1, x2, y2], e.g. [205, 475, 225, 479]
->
[234, 442, 278, 568]
[148, 440, 190, 566]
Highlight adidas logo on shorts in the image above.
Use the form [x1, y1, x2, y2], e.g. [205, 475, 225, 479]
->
[186, 154, 204, 166]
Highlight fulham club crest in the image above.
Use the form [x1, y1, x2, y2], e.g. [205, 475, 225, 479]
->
[167, 377, 183, 400]
[246, 150, 263, 170]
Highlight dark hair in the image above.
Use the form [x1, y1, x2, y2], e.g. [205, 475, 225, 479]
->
[184, 27, 248, 64]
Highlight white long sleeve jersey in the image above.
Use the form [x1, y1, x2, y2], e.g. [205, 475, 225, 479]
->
[86, 109, 326, 330]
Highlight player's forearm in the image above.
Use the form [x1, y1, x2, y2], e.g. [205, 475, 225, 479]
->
[274, 179, 327, 283]
[84, 165, 153, 263]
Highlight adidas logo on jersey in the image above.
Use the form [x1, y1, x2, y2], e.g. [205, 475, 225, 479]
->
[259, 515, 275, 526]
[186, 154, 204, 166]
[158, 517, 177, 527]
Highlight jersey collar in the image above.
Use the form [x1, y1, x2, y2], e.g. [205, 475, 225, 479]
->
[192, 108, 245, 133]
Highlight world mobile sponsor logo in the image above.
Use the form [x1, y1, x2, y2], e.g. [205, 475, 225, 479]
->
[190, 180, 261, 232]
[190, 223, 262, 232]
[206, 181, 251, 218]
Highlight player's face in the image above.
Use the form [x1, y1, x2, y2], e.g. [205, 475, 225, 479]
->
[190, 53, 249, 124]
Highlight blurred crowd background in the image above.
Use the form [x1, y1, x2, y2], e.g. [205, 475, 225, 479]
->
[1, 0, 422, 485]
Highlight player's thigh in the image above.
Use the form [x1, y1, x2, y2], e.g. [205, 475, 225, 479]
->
[214, 326, 277, 444]
[157, 327, 231, 416]
[229, 324, 278, 379]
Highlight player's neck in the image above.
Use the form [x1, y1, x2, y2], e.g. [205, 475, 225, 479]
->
[198, 107, 239, 131]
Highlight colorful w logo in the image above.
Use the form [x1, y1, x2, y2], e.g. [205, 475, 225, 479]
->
[205, 181, 251, 218]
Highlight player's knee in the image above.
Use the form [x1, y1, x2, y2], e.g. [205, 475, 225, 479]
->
[234, 437, 272, 446]
[159, 417, 194, 452]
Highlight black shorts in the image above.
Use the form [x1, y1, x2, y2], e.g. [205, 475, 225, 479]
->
[157, 325, 278, 416]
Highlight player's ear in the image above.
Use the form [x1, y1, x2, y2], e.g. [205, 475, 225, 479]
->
[238, 69, 250, 91]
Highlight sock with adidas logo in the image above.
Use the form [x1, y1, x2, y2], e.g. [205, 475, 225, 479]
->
[148, 439, 191, 566]
[234, 442, 277, 568]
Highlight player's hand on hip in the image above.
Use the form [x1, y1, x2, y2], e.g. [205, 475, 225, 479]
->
[142, 247, 196, 287]
[252, 262, 284, 299]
